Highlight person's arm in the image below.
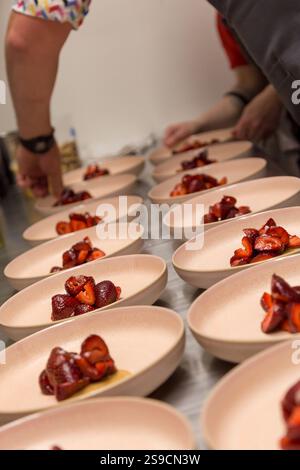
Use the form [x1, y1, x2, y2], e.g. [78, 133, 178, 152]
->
[5, 12, 71, 197]
[233, 84, 283, 141]
[164, 64, 266, 147]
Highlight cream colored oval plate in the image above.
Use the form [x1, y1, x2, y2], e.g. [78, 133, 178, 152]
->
[152, 141, 253, 183]
[0, 254, 167, 341]
[0, 397, 195, 450]
[5, 223, 144, 291]
[164, 176, 300, 239]
[202, 340, 299, 450]
[0, 305, 184, 425]
[64, 155, 145, 186]
[149, 127, 234, 166]
[173, 206, 300, 289]
[35, 173, 137, 215]
[188, 253, 300, 363]
[24, 195, 143, 246]
[148, 158, 266, 204]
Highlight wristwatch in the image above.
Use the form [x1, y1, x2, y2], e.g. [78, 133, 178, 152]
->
[19, 128, 56, 154]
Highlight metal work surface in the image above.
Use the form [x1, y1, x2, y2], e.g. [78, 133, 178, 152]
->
[0, 158, 284, 448]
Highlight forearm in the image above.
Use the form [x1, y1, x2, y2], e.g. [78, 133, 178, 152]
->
[192, 95, 244, 132]
[5, 12, 71, 138]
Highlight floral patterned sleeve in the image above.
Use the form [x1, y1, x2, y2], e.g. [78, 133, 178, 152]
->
[12, 0, 92, 29]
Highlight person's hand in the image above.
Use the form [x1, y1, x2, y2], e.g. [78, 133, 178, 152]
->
[16, 143, 63, 198]
[233, 86, 282, 142]
[163, 120, 200, 148]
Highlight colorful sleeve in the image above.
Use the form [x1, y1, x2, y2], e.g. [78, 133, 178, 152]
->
[12, 0, 92, 29]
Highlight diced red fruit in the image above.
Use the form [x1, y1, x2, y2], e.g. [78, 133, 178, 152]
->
[286, 407, 300, 441]
[54, 189, 92, 207]
[254, 235, 284, 253]
[249, 253, 276, 264]
[280, 436, 300, 450]
[39, 335, 117, 401]
[238, 206, 251, 215]
[70, 220, 87, 232]
[72, 239, 92, 253]
[76, 280, 96, 306]
[76, 250, 88, 264]
[51, 295, 80, 321]
[204, 213, 218, 224]
[289, 236, 300, 248]
[288, 303, 300, 333]
[83, 165, 110, 181]
[116, 286, 121, 300]
[94, 281, 119, 308]
[50, 267, 63, 274]
[267, 226, 290, 246]
[272, 274, 300, 303]
[261, 292, 273, 312]
[81, 334, 110, 358]
[62, 249, 77, 269]
[259, 218, 277, 235]
[282, 381, 300, 421]
[243, 228, 259, 239]
[230, 256, 249, 267]
[56, 379, 89, 401]
[56, 222, 72, 235]
[74, 304, 95, 316]
[39, 370, 54, 395]
[261, 275, 300, 336]
[261, 306, 285, 334]
[234, 236, 254, 259]
[87, 248, 106, 261]
[69, 213, 87, 223]
[170, 173, 226, 197]
[65, 275, 93, 297]
[204, 196, 251, 224]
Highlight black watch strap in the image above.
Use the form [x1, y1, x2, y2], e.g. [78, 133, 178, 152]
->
[19, 129, 56, 154]
[225, 91, 250, 107]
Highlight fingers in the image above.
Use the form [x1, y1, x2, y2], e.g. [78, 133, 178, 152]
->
[164, 125, 188, 148]
[48, 167, 63, 198]
[164, 126, 179, 147]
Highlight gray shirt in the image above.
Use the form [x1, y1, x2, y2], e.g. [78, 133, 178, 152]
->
[208, 0, 300, 126]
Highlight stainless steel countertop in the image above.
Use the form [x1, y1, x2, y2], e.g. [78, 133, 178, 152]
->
[0, 158, 284, 448]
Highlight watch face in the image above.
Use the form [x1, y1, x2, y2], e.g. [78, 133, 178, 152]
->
[36, 142, 47, 152]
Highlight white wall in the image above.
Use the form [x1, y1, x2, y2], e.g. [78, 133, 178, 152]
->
[0, 0, 232, 159]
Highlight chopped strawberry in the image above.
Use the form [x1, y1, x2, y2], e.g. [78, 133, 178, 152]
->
[260, 292, 273, 312]
[56, 222, 72, 235]
[254, 235, 284, 252]
[289, 235, 300, 248]
[234, 236, 254, 259]
[288, 303, 300, 333]
[76, 279, 96, 305]
[249, 253, 276, 264]
[65, 275, 94, 297]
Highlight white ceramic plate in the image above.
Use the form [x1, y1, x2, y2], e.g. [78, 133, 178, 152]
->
[0, 305, 184, 424]
[149, 127, 234, 166]
[0, 397, 195, 450]
[173, 206, 300, 289]
[148, 158, 267, 204]
[188, 253, 300, 363]
[5, 223, 144, 291]
[23, 195, 143, 246]
[63, 155, 145, 185]
[35, 173, 137, 215]
[202, 340, 300, 450]
[164, 176, 300, 239]
[0, 254, 168, 341]
[152, 141, 253, 183]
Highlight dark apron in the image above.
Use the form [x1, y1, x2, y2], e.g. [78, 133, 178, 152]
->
[208, 0, 300, 128]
